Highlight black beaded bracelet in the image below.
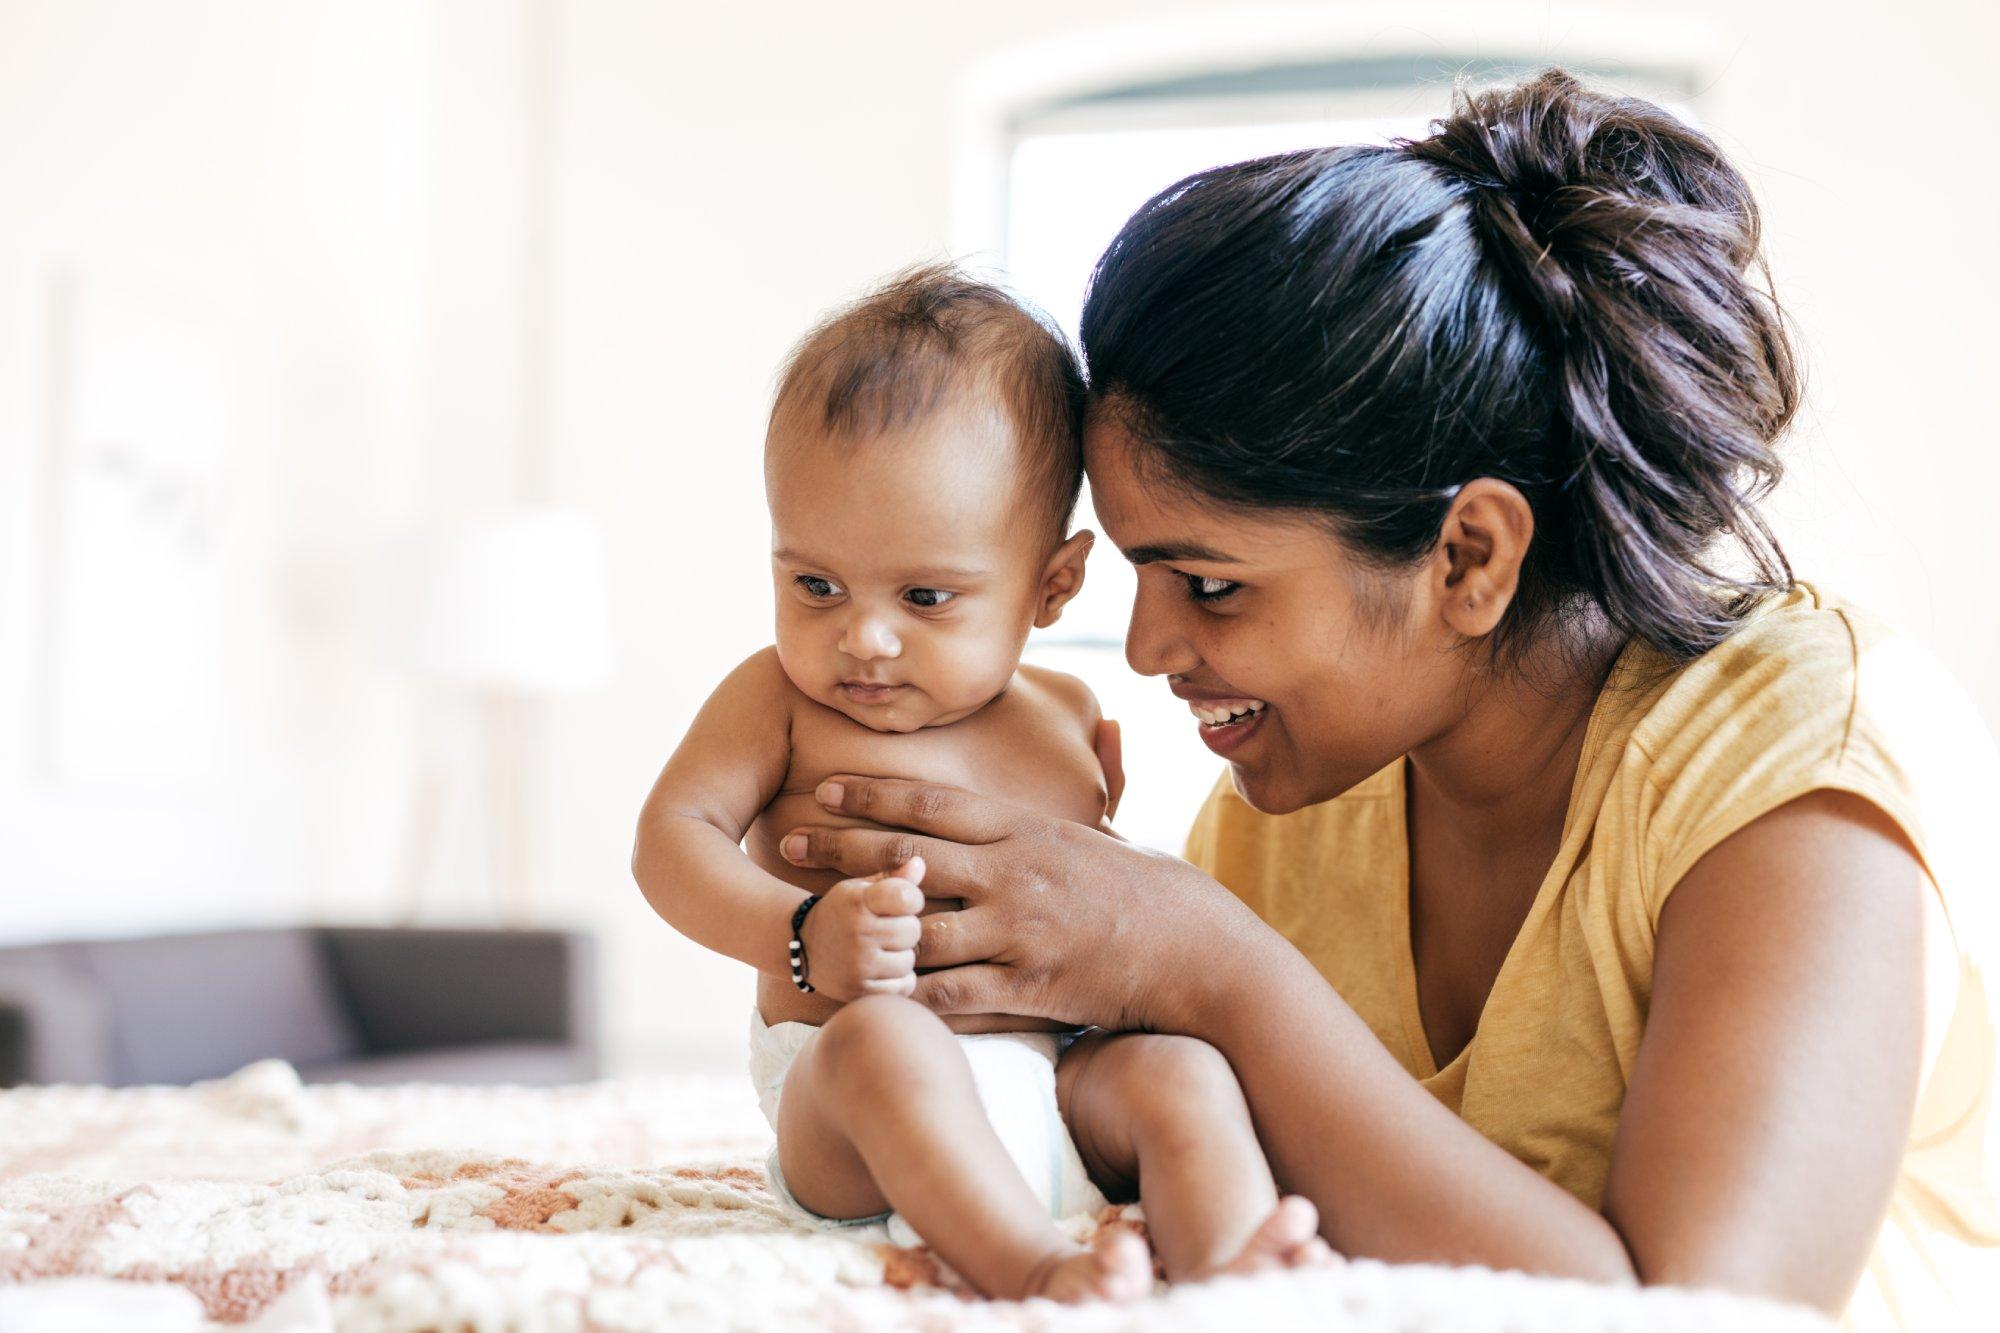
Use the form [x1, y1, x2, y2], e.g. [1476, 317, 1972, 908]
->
[789, 894, 822, 993]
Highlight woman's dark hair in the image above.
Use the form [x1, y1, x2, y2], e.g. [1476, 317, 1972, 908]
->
[1079, 67, 1798, 663]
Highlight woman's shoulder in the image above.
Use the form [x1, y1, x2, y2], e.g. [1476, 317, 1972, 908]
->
[1600, 582, 1999, 924]
[1617, 582, 1971, 782]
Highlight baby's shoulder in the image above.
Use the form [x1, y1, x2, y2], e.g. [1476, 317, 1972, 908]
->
[1012, 662, 1102, 732]
[713, 645, 804, 715]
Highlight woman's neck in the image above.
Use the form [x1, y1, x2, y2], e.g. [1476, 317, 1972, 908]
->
[1405, 619, 1626, 858]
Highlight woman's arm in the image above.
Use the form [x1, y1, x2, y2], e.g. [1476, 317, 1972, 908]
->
[1602, 789, 1924, 1307]
[784, 778, 1925, 1313]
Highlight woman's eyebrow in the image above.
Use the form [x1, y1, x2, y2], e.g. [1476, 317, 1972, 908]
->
[1123, 541, 1241, 565]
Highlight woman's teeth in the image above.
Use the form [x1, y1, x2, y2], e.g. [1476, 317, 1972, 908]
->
[1190, 699, 1266, 727]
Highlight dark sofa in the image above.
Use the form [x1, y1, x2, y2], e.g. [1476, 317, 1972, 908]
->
[0, 927, 598, 1087]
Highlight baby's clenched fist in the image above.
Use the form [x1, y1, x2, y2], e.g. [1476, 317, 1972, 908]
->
[799, 856, 925, 1001]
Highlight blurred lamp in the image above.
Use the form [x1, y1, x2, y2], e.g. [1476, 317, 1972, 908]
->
[400, 508, 612, 923]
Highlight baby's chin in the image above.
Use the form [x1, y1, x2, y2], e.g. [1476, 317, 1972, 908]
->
[816, 683, 994, 733]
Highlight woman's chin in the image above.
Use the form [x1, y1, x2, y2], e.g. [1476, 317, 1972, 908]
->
[1227, 764, 1312, 815]
[1227, 755, 1365, 815]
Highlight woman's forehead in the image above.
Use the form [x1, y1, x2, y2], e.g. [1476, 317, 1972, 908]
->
[1084, 416, 1326, 565]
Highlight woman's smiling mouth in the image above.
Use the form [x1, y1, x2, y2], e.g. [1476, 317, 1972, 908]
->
[1194, 700, 1267, 755]
[1171, 682, 1271, 756]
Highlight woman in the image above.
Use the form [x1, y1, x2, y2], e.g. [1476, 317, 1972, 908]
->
[779, 70, 1998, 1327]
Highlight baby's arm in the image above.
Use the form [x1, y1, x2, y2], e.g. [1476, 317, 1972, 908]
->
[632, 647, 917, 997]
[1019, 663, 1117, 832]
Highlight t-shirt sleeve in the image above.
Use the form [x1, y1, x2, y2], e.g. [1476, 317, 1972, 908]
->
[1641, 609, 1897, 925]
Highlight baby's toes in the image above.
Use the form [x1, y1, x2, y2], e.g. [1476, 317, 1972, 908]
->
[1028, 1233, 1152, 1305]
[1283, 1235, 1342, 1270]
[1093, 1229, 1154, 1302]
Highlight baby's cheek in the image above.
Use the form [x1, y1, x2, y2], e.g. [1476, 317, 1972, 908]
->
[929, 633, 1018, 709]
[774, 621, 840, 692]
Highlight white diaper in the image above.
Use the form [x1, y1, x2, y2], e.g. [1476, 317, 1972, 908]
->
[749, 1009, 1109, 1247]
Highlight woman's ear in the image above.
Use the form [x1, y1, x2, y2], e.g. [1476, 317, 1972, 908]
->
[1430, 480, 1533, 640]
[1034, 530, 1094, 628]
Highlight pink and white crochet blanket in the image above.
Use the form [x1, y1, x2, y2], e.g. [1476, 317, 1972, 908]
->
[0, 1061, 1830, 1331]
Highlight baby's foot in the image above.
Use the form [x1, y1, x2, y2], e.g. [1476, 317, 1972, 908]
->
[1211, 1195, 1341, 1278]
[1024, 1229, 1153, 1303]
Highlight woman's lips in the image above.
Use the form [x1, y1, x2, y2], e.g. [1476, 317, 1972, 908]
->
[1185, 696, 1269, 757]
[1196, 702, 1267, 756]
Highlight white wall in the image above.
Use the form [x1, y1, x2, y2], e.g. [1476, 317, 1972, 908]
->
[3, 1, 1995, 1075]
[0, 0, 431, 933]
[0, 0, 548, 934]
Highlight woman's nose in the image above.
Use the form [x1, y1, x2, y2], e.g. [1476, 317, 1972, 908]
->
[839, 614, 902, 661]
[1124, 583, 1198, 678]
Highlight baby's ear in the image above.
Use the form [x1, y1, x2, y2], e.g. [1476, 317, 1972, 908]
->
[1034, 530, 1093, 629]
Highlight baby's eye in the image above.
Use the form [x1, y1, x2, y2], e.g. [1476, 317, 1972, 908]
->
[1181, 573, 1240, 603]
[795, 574, 843, 599]
[903, 587, 955, 610]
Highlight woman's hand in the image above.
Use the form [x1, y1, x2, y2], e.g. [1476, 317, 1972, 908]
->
[778, 775, 1271, 1032]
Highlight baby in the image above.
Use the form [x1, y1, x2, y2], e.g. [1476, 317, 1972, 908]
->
[633, 265, 1331, 1301]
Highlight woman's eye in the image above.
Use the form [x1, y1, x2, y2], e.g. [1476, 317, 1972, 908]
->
[795, 574, 841, 599]
[1181, 573, 1240, 603]
[904, 587, 955, 610]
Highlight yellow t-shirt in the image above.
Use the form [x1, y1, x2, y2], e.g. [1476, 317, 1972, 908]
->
[1184, 585, 1999, 1330]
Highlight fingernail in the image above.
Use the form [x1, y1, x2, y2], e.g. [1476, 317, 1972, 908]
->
[781, 834, 805, 862]
[816, 780, 844, 807]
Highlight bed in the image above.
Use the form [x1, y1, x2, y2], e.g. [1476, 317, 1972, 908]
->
[0, 1061, 1831, 1331]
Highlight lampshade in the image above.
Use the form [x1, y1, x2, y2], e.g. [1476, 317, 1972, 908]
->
[409, 508, 613, 694]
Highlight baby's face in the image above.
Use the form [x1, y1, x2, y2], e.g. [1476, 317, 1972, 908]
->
[766, 399, 1071, 732]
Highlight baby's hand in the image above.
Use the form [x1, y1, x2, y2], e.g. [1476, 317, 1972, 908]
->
[800, 857, 925, 1002]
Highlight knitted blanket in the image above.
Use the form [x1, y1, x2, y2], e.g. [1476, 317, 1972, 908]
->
[0, 1061, 1830, 1331]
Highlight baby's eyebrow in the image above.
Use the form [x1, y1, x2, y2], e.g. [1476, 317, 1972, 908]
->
[897, 566, 989, 583]
[771, 548, 989, 584]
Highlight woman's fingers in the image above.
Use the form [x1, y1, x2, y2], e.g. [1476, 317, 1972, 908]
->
[813, 777, 1018, 843]
[909, 963, 1014, 1015]
[913, 906, 1006, 969]
[781, 826, 971, 887]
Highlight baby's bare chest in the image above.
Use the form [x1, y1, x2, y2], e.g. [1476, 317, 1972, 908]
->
[745, 691, 1106, 887]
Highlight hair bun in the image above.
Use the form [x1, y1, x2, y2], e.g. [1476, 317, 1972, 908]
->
[1403, 69, 1799, 655]
[1439, 71, 1753, 241]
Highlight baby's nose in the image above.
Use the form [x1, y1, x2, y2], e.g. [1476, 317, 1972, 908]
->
[840, 615, 902, 660]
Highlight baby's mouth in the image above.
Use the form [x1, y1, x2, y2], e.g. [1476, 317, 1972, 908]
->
[839, 681, 903, 703]
[1188, 698, 1266, 731]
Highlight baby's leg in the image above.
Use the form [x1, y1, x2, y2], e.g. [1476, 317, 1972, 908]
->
[776, 994, 1149, 1302]
[1057, 1032, 1337, 1282]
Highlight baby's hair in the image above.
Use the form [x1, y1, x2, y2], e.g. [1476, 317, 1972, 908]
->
[1082, 68, 1798, 664]
[769, 263, 1086, 542]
